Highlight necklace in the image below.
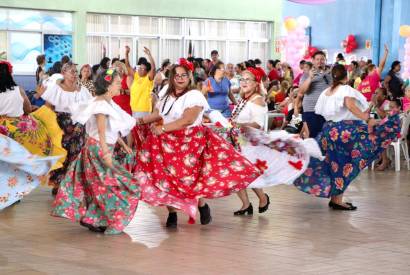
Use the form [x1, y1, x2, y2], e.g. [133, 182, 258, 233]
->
[231, 92, 257, 121]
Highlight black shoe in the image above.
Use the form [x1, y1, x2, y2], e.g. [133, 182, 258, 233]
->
[258, 194, 270, 213]
[198, 203, 212, 225]
[166, 212, 178, 228]
[329, 201, 354, 208]
[80, 220, 106, 233]
[329, 201, 357, 211]
[233, 203, 253, 216]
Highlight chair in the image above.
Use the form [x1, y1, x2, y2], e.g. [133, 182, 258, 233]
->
[389, 113, 410, 171]
[264, 112, 285, 132]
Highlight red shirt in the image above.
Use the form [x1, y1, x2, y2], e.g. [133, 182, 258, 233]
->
[121, 75, 128, 90]
[268, 69, 281, 81]
[357, 71, 381, 101]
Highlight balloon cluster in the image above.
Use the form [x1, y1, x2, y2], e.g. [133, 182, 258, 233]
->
[283, 16, 310, 73]
[341, 34, 358, 54]
[399, 25, 410, 79]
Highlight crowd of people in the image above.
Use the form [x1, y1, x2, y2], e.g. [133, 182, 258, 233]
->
[0, 42, 407, 235]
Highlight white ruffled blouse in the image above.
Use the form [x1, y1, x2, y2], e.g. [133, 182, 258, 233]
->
[315, 85, 369, 122]
[157, 90, 209, 127]
[70, 98, 136, 144]
[41, 84, 92, 113]
[234, 96, 268, 128]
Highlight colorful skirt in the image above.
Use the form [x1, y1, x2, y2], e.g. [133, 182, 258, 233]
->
[0, 106, 66, 171]
[208, 124, 323, 188]
[52, 137, 141, 235]
[132, 125, 261, 220]
[49, 112, 86, 187]
[293, 115, 401, 198]
[0, 134, 59, 210]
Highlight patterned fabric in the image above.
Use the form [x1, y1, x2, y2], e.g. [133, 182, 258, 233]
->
[49, 112, 86, 187]
[0, 106, 66, 171]
[294, 114, 401, 198]
[0, 134, 59, 210]
[52, 137, 140, 235]
[132, 125, 260, 219]
[80, 80, 96, 96]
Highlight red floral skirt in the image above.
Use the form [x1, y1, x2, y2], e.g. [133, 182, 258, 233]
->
[132, 125, 260, 219]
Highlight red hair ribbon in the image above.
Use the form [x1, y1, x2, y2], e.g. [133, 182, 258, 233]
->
[0, 61, 13, 74]
[178, 58, 194, 72]
[246, 67, 263, 83]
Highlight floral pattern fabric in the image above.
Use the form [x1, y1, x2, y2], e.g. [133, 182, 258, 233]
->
[0, 106, 66, 171]
[132, 125, 261, 219]
[49, 112, 86, 187]
[0, 134, 59, 210]
[52, 137, 141, 235]
[294, 114, 401, 198]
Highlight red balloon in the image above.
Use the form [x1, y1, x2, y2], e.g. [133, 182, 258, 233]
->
[347, 34, 355, 42]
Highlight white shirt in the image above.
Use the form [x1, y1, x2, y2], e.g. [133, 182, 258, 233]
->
[0, 86, 24, 117]
[41, 83, 92, 113]
[157, 89, 209, 127]
[71, 98, 136, 144]
[234, 96, 268, 128]
[315, 85, 369, 122]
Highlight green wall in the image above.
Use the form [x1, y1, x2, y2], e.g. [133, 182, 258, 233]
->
[0, 0, 282, 64]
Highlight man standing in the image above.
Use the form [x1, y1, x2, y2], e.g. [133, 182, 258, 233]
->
[298, 51, 332, 138]
[209, 50, 220, 71]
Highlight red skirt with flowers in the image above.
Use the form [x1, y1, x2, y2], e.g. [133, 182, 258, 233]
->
[131, 125, 260, 219]
[51, 137, 140, 234]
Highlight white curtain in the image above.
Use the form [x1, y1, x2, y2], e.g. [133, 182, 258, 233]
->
[139, 16, 159, 35]
[207, 20, 227, 37]
[86, 14, 108, 33]
[87, 36, 107, 65]
[110, 37, 133, 61]
[162, 39, 181, 63]
[137, 38, 159, 65]
[162, 18, 181, 35]
[228, 22, 246, 38]
[228, 41, 248, 65]
[186, 20, 205, 36]
[249, 42, 268, 65]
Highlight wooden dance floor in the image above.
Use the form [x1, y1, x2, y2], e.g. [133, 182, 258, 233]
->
[1, 169, 410, 274]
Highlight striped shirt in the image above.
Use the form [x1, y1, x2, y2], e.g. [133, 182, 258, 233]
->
[300, 72, 332, 112]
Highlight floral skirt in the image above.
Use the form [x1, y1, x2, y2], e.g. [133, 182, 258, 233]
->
[51, 137, 141, 235]
[0, 134, 59, 210]
[293, 115, 401, 198]
[49, 112, 86, 187]
[209, 124, 323, 188]
[132, 125, 261, 220]
[0, 106, 66, 171]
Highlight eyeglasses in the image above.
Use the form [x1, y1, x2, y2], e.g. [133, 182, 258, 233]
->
[239, 78, 255, 83]
[174, 73, 189, 80]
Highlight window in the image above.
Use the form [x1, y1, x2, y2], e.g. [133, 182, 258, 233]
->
[86, 14, 272, 68]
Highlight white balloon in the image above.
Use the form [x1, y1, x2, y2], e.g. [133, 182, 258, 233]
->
[297, 16, 310, 29]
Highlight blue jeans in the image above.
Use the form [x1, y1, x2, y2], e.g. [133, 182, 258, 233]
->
[216, 108, 232, 118]
[302, 112, 325, 138]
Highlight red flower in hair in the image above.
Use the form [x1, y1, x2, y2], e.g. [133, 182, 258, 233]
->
[0, 61, 13, 74]
[104, 75, 112, 82]
[178, 58, 194, 72]
[246, 67, 263, 83]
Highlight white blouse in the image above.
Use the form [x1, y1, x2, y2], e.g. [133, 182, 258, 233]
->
[315, 85, 369, 122]
[70, 98, 136, 144]
[41, 83, 92, 113]
[235, 96, 268, 128]
[157, 89, 209, 127]
[0, 86, 24, 117]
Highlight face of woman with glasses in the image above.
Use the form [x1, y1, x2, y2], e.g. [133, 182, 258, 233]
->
[63, 65, 78, 83]
[173, 66, 190, 93]
[240, 71, 257, 94]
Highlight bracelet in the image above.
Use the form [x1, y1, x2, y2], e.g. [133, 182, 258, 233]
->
[138, 117, 144, 124]
[161, 125, 166, 133]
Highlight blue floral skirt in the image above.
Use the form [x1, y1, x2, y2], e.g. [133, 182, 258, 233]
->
[293, 115, 401, 198]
